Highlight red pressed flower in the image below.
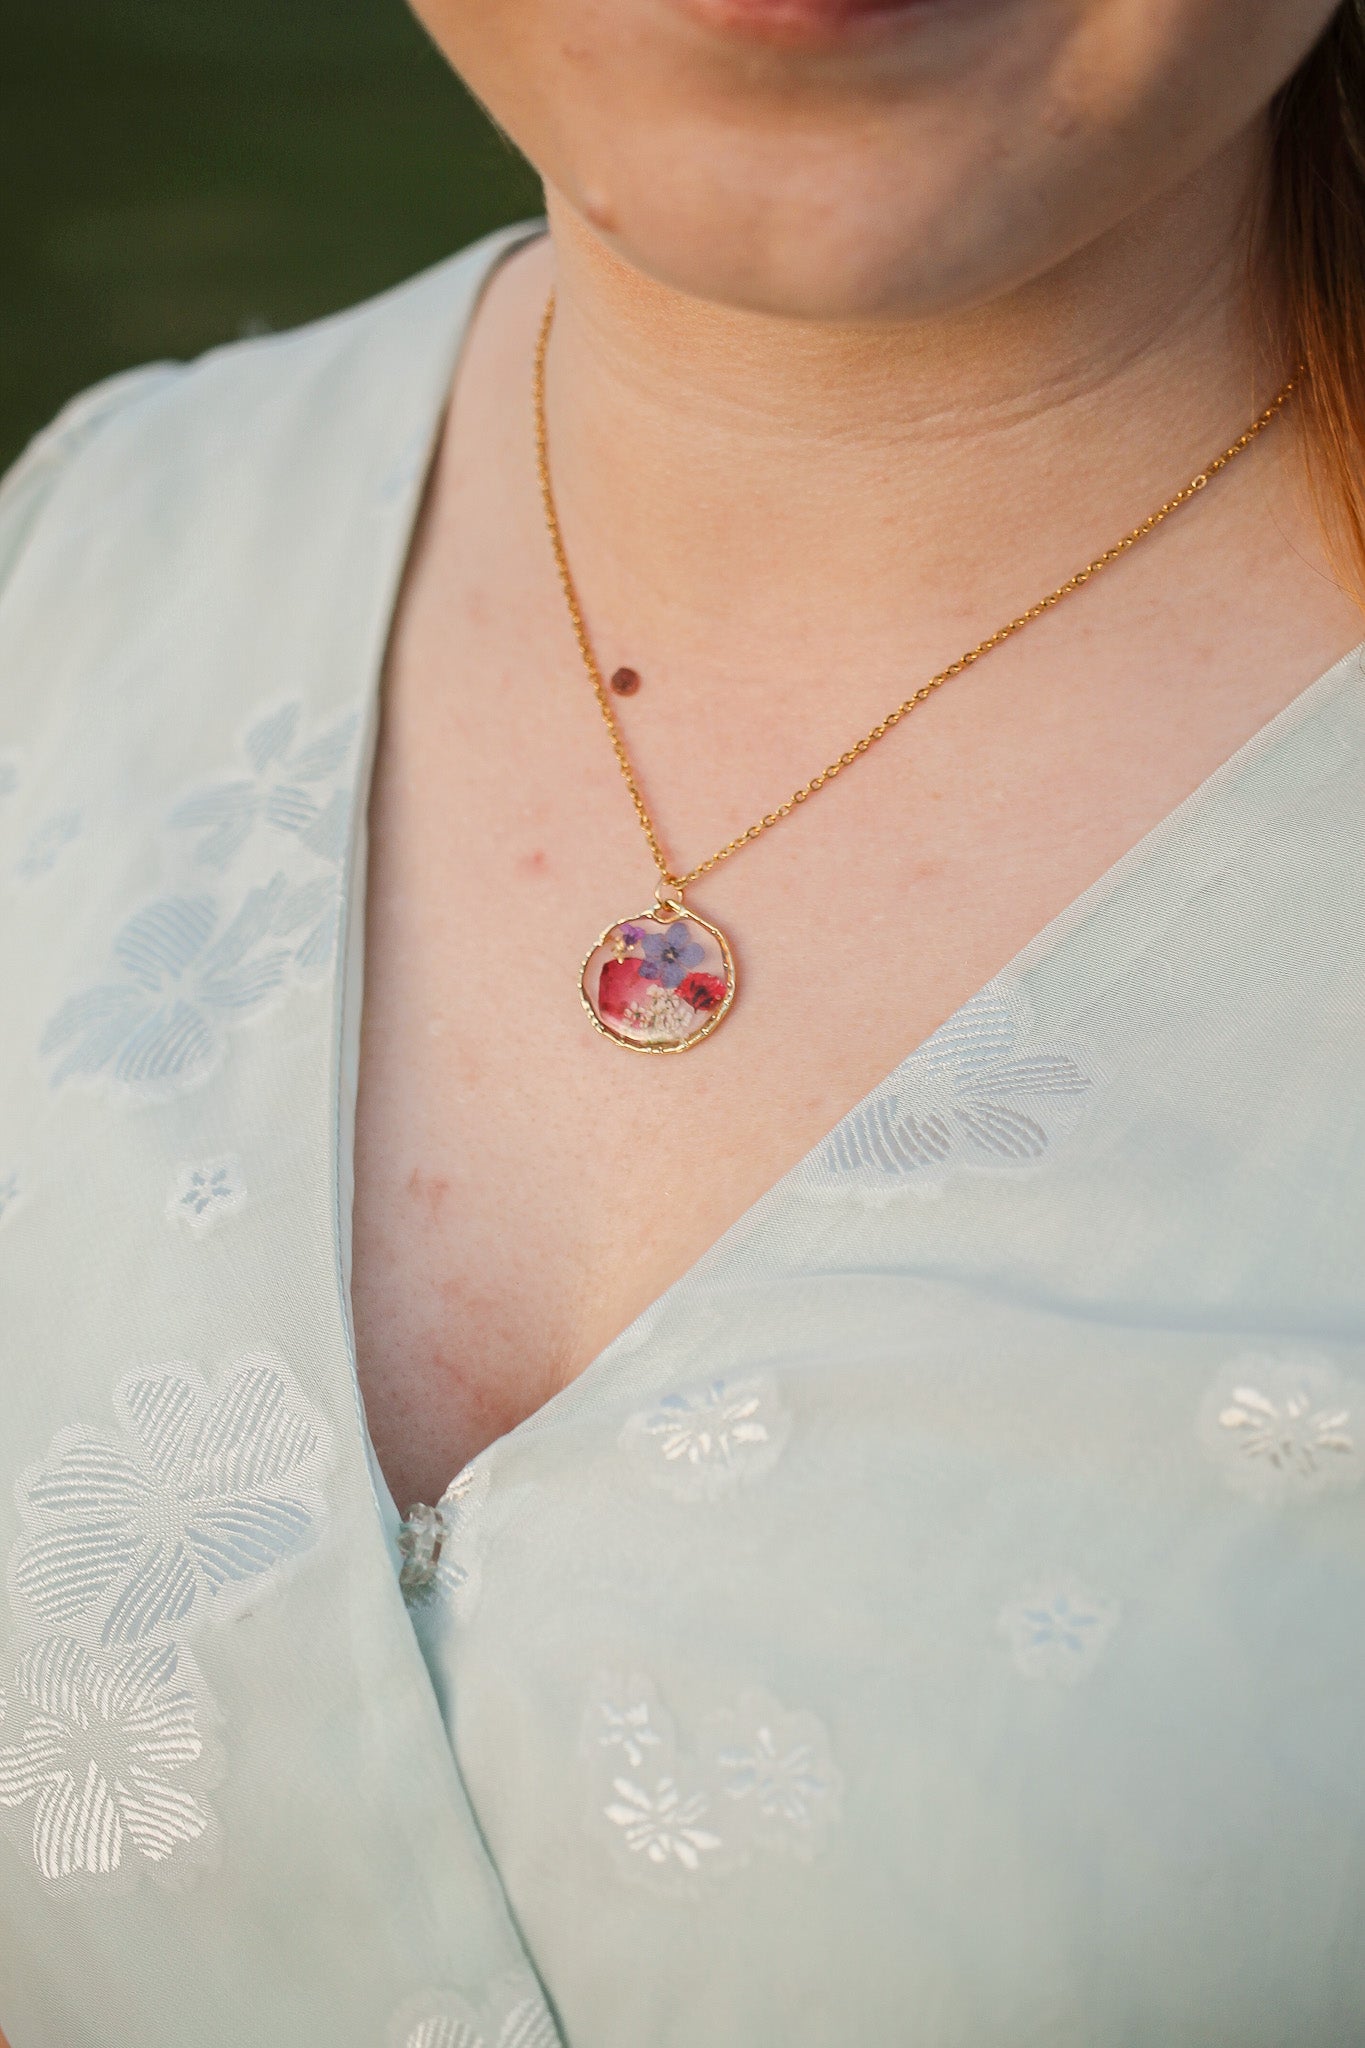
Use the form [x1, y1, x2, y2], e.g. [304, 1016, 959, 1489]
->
[677, 971, 727, 1014]
[597, 955, 649, 1021]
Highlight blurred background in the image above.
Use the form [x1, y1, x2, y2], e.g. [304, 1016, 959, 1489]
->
[0, 0, 542, 469]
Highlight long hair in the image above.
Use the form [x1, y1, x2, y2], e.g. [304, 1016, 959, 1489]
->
[1271, 1, 1365, 590]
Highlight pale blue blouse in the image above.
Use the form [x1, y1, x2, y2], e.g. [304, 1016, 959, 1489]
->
[1, 223, 1363, 2048]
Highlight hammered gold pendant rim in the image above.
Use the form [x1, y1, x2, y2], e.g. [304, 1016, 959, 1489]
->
[580, 905, 737, 1053]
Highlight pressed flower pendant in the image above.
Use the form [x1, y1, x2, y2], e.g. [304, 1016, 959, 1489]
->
[581, 902, 736, 1052]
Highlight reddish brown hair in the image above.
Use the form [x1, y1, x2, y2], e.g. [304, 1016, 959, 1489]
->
[1271, 1, 1365, 590]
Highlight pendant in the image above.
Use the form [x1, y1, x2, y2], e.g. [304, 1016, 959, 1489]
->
[580, 899, 736, 1052]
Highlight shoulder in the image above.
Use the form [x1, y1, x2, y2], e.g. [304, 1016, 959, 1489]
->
[0, 362, 179, 591]
[0, 223, 539, 623]
[0, 220, 539, 872]
[0, 226, 539, 1087]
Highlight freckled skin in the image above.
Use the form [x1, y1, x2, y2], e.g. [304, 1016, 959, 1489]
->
[350, 0, 1359, 1509]
[405, 1168, 452, 1221]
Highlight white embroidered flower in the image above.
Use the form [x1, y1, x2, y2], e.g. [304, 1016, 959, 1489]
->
[603, 1771, 723, 1874]
[587, 1675, 841, 1885]
[407, 2023, 476, 2048]
[398, 1460, 491, 1614]
[805, 981, 1095, 1200]
[697, 1690, 842, 1857]
[0, 1637, 212, 1881]
[397, 1988, 558, 2048]
[0, 1167, 24, 1230]
[594, 1700, 666, 1773]
[1199, 1353, 1360, 1503]
[167, 699, 357, 875]
[14, 809, 81, 883]
[997, 1575, 1119, 1683]
[584, 1674, 675, 1773]
[12, 1356, 327, 1646]
[41, 872, 329, 1096]
[167, 1156, 247, 1233]
[620, 1373, 791, 1501]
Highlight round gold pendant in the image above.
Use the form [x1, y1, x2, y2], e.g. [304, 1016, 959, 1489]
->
[581, 904, 736, 1052]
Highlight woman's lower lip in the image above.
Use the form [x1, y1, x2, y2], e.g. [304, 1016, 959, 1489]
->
[666, 0, 936, 47]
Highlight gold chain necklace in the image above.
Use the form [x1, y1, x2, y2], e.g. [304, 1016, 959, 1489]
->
[535, 293, 1295, 1054]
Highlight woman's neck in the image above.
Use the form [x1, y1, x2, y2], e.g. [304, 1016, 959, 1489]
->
[536, 125, 1283, 664]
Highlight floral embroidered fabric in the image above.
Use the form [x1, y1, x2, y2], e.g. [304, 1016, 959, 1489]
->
[2, 224, 1364, 2048]
[0, 1356, 328, 1887]
[582, 1675, 842, 1887]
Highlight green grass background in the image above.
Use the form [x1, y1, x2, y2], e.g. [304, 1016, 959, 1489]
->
[0, 0, 542, 468]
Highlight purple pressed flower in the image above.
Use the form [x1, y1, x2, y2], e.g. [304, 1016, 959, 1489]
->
[638, 922, 705, 990]
[620, 924, 644, 946]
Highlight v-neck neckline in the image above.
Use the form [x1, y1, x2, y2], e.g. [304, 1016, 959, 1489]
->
[328, 223, 1365, 1524]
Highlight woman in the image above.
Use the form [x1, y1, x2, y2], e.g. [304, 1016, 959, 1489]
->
[1, 0, 1363, 2040]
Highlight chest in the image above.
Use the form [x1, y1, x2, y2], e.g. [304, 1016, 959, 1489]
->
[348, 529, 1355, 1510]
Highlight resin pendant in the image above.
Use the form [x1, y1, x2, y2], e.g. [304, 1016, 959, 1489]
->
[581, 903, 736, 1052]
